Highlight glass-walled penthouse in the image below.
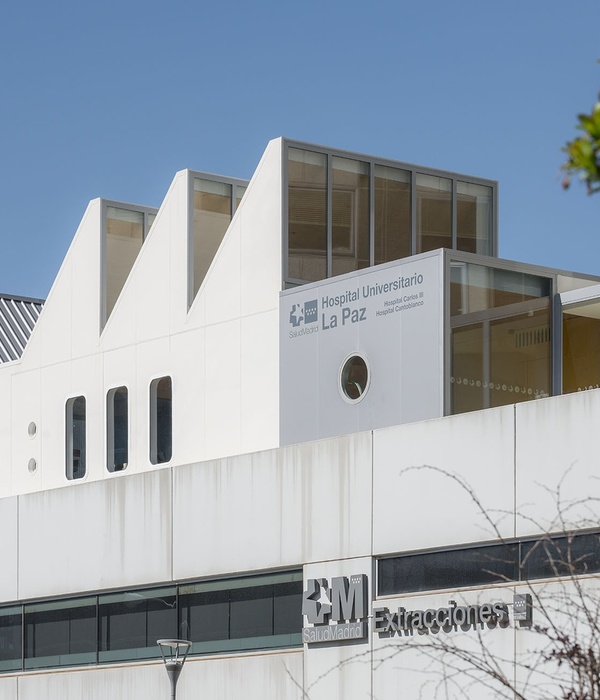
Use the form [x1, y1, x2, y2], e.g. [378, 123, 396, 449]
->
[285, 142, 497, 287]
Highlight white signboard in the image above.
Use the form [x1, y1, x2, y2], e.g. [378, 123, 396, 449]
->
[280, 252, 444, 445]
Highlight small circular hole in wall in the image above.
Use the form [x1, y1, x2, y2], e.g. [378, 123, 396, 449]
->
[340, 355, 370, 402]
[28, 422, 37, 438]
[28, 458, 37, 474]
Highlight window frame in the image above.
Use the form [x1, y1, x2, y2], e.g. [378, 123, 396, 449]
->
[65, 395, 87, 481]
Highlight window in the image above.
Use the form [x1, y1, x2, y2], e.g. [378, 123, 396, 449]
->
[191, 178, 232, 303]
[379, 544, 518, 596]
[450, 263, 553, 414]
[378, 532, 600, 596]
[562, 300, 600, 394]
[331, 157, 370, 277]
[178, 572, 302, 655]
[340, 355, 370, 402]
[0, 570, 302, 674]
[104, 207, 144, 322]
[0, 607, 21, 672]
[107, 386, 128, 472]
[150, 377, 172, 464]
[102, 204, 157, 328]
[416, 173, 452, 253]
[457, 181, 493, 256]
[99, 588, 176, 663]
[24, 597, 96, 670]
[285, 144, 496, 287]
[66, 396, 86, 480]
[374, 165, 411, 265]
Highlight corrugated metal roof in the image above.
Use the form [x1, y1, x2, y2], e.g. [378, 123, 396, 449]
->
[0, 294, 44, 363]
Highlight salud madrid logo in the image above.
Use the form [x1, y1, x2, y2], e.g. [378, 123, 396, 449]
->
[302, 574, 368, 644]
[289, 299, 318, 327]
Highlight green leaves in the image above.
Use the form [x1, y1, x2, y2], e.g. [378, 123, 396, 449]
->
[562, 97, 600, 195]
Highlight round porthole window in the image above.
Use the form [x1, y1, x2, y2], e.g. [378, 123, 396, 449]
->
[28, 458, 37, 474]
[340, 354, 370, 402]
[28, 422, 37, 438]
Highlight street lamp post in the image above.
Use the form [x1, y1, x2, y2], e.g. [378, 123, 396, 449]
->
[157, 639, 192, 700]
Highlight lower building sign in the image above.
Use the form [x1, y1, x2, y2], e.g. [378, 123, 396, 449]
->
[302, 574, 368, 644]
[374, 594, 532, 637]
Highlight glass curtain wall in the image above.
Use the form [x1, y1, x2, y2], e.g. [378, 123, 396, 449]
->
[24, 597, 96, 669]
[7, 571, 302, 672]
[562, 300, 600, 393]
[105, 207, 144, 321]
[286, 145, 495, 286]
[450, 263, 552, 414]
[331, 157, 370, 277]
[287, 148, 328, 282]
[188, 176, 248, 306]
[192, 179, 232, 300]
[457, 181, 493, 255]
[0, 607, 21, 672]
[416, 174, 452, 253]
[374, 165, 411, 265]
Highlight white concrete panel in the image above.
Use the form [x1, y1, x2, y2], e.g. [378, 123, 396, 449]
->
[0, 369, 12, 496]
[281, 253, 443, 445]
[38, 254, 73, 366]
[240, 310, 279, 454]
[0, 498, 17, 602]
[133, 337, 172, 470]
[39, 362, 71, 491]
[99, 271, 138, 351]
[372, 589, 516, 700]
[17, 651, 303, 700]
[373, 406, 516, 556]
[0, 676, 16, 700]
[203, 215, 242, 326]
[239, 139, 283, 316]
[204, 319, 241, 459]
[33, 200, 100, 366]
[101, 199, 174, 348]
[133, 210, 173, 344]
[516, 391, 600, 535]
[163, 171, 190, 331]
[173, 433, 373, 580]
[18, 469, 172, 599]
[70, 203, 102, 358]
[103, 345, 138, 475]
[10, 369, 41, 496]
[303, 557, 372, 700]
[170, 328, 206, 465]
[69, 354, 104, 484]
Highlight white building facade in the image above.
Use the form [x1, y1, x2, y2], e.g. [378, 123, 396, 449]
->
[1, 138, 600, 699]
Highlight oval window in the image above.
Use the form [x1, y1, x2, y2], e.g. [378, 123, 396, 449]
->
[340, 355, 369, 402]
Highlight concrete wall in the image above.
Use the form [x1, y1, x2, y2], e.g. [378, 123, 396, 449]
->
[0, 139, 285, 499]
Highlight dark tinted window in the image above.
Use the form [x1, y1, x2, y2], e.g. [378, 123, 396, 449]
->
[24, 598, 96, 669]
[230, 585, 273, 639]
[179, 589, 229, 642]
[99, 588, 176, 662]
[66, 396, 86, 480]
[0, 607, 21, 672]
[379, 543, 519, 595]
[150, 377, 172, 464]
[522, 532, 600, 581]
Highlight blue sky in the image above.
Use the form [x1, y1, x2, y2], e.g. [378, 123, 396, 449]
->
[1, 0, 598, 299]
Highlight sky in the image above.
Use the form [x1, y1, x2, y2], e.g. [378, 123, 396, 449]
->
[0, 0, 599, 300]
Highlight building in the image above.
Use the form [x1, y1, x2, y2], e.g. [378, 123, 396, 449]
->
[0, 138, 600, 698]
